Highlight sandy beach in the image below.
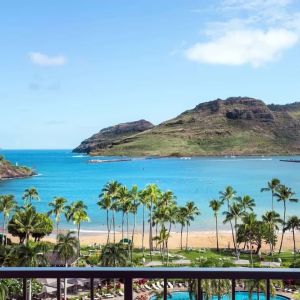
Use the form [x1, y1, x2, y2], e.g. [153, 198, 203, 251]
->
[38, 230, 298, 251]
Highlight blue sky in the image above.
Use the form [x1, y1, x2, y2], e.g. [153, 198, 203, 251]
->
[1, 0, 300, 149]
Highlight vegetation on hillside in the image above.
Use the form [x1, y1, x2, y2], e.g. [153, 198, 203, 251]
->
[74, 97, 300, 156]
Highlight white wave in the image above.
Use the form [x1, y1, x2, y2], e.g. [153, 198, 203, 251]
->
[72, 155, 86, 158]
[80, 229, 120, 234]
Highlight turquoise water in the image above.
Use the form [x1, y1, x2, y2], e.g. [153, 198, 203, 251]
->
[150, 291, 289, 300]
[1, 150, 300, 231]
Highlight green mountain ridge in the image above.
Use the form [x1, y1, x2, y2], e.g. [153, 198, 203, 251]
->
[74, 97, 300, 156]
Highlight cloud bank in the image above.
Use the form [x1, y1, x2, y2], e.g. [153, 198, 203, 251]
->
[185, 0, 300, 67]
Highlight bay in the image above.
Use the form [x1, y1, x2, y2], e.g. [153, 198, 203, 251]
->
[1, 150, 300, 232]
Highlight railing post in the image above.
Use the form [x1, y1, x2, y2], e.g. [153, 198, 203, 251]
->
[231, 279, 235, 300]
[57, 278, 61, 300]
[124, 277, 132, 300]
[164, 278, 167, 300]
[90, 278, 94, 300]
[23, 278, 27, 300]
[197, 279, 203, 300]
[266, 279, 271, 300]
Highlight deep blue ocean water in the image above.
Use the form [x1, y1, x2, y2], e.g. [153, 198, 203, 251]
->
[1, 150, 300, 232]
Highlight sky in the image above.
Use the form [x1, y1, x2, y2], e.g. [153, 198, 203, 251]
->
[1, 0, 300, 149]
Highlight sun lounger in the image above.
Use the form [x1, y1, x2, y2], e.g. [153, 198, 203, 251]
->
[152, 283, 159, 290]
[103, 293, 114, 298]
[118, 291, 124, 296]
[144, 284, 152, 291]
[156, 282, 163, 289]
[178, 283, 183, 287]
[168, 282, 174, 288]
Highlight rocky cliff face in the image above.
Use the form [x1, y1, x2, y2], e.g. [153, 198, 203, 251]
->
[73, 119, 154, 153]
[74, 97, 300, 156]
[0, 156, 36, 180]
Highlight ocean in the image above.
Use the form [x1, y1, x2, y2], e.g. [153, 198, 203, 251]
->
[1, 150, 300, 232]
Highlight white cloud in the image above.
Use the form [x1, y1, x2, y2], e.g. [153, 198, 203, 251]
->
[29, 52, 66, 66]
[222, 0, 292, 11]
[184, 0, 300, 67]
[185, 28, 298, 67]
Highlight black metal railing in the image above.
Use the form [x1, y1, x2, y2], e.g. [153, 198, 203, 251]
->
[1, 267, 300, 300]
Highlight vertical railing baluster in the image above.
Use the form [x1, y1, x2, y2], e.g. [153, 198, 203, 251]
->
[197, 279, 203, 300]
[57, 278, 61, 300]
[90, 278, 94, 300]
[23, 278, 27, 300]
[124, 277, 132, 300]
[163, 278, 167, 300]
[231, 279, 235, 300]
[266, 279, 271, 300]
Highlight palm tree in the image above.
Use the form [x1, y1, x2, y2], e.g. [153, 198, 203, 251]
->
[54, 231, 78, 300]
[144, 184, 161, 256]
[97, 192, 112, 244]
[0, 281, 7, 299]
[275, 185, 298, 253]
[9, 242, 47, 300]
[101, 181, 122, 243]
[66, 201, 89, 256]
[0, 194, 17, 245]
[22, 188, 39, 206]
[223, 203, 244, 255]
[219, 186, 236, 249]
[236, 195, 255, 213]
[177, 206, 187, 250]
[129, 185, 139, 261]
[8, 206, 44, 244]
[48, 197, 67, 239]
[262, 211, 281, 254]
[100, 243, 128, 267]
[242, 213, 258, 266]
[185, 201, 200, 250]
[261, 178, 281, 211]
[209, 199, 222, 251]
[284, 216, 300, 259]
[117, 185, 130, 241]
[139, 189, 149, 257]
[153, 227, 170, 263]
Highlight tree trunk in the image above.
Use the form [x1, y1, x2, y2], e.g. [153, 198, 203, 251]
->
[142, 205, 145, 257]
[215, 214, 219, 251]
[28, 279, 32, 300]
[106, 210, 110, 244]
[293, 228, 296, 261]
[64, 261, 68, 300]
[131, 212, 136, 262]
[126, 212, 129, 240]
[180, 225, 183, 250]
[121, 212, 125, 241]
[2, 217, 5, 245]
[279, 201, 286, 253]
[56, 221, 59, 240]
[149, 200, 153, 259]
[77, 223, 81, 257]
[186, 226, 189, 250]
[113, 210, 116, 243]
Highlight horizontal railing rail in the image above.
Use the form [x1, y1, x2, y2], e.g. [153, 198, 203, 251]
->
[0, 267, 299, 300]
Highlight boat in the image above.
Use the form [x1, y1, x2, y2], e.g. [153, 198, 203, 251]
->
[280, 159, 300, 163]
[88, 158, 132, 164]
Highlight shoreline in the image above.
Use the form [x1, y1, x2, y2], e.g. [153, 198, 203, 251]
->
[36, 230, 298, 251]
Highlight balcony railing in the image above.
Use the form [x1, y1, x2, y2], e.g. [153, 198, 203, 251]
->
[1, 267, 300, 300]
